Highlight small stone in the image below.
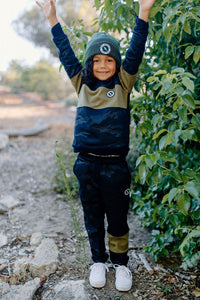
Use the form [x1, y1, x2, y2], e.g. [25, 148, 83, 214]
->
[0, 232, 8, 248]
[0, 277, 40, 300]
[192, 288, 200, 297]
[53, 280, 89, 300]
[30, 232, 42, 246]
[0, 133, 9, 150]
[30, 238, 58, 278]
[0, 195, 20, 210]
[0, 203, 8, 214]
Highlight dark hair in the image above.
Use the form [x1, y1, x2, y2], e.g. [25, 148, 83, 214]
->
[81, 58, 97, 86]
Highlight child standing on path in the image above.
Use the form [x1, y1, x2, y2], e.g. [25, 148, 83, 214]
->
[37, 0, 155, 292]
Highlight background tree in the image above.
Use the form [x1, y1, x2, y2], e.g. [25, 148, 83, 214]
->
[1, 59, 72, 100]
[12, 0, 97, 57]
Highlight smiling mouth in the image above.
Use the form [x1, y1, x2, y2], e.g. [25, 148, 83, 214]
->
[98, 71, 109, 74]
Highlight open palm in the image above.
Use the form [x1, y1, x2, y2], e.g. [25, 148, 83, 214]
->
[36, 0, 56, 20]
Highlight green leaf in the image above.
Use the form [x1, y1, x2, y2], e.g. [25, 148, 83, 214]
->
[154, 70, 167, 76]
[193, 46, 200, 64]
[180, 229, 200, 257]
[169, 214, 180, 227]
[138, 162, 148, 185]
[181, 93, 196, 109]
[184, 169, 195, 179]
[162, 193, 169, 204]
[150, 152, 160, 163]
[163, 24, 173, 44]
[160, 152, 176, 163]
[136, 155, 145, 167]
[153, 129, 168, 140]
[178, 106, 187, 123]
[145, 155, 155, 169]
[171, 67, 185, 74]
[152, 114, 160, 126]
[159, 133, 171, 150]
[180, 129, 194, 142]
[185, 45, 195, 59]
[150, 167, 162, 185]
[168, 188, 180, 203]
[176, 193, 191, 216]
[147, 76, 157, 83]
[183, 20, 191, 35]
[169, 169, 183, 182]
[172, 129, 181, 143]
[149, 6, 162, 18]
[185, 181, 200, 200]
[182, 77, 194, 92]
[191, 115, 200, 128]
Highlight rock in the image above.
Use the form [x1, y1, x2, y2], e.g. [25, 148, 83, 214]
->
[0, 232, 8, 248]
[0, 277, 40, 300]
[13, 257, 30, 275]
[0, 121, 49, 137]
[0, 195, 20, 210]
[0, 203, 8, 214]
[30, 232, 43, 246]
[52, 280, 89, 300]
[0, 133, 9, 150]
[30, 238, 58, 278]
[0, 279, 9, 295]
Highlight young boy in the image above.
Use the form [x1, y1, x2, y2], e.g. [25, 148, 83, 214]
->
[36, 0, 155, 292]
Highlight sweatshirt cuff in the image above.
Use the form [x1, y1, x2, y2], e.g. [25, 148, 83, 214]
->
[51, 22, 65, 38]
[136, 16, 149, 31]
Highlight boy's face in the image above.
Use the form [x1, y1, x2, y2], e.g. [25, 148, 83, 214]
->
[93, 54, 116, 81]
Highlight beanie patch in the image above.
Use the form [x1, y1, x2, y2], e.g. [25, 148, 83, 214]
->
[100, 43, 111, 55]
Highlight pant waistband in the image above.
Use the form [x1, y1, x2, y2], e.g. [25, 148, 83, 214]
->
[87, 152, 121, 158]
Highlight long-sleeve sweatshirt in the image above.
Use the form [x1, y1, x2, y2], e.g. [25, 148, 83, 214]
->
[51, 17, 149, 156]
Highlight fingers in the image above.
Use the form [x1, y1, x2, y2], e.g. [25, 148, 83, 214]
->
[36, 1, 43, 8]
[36, 0, 52, 8]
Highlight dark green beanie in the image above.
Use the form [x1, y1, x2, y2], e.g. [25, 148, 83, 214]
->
[84, 32, 121, 66]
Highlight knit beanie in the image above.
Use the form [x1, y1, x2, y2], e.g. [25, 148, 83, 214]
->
[84, 32, 121, 66]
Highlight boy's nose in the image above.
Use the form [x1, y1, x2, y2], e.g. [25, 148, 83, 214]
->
[100, 60, 106, 67]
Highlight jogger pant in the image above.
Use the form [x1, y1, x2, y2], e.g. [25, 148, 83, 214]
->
[73, 153, 131, 265]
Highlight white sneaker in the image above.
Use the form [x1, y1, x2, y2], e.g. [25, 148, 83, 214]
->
[115, 265, 132, 291]
[89, 263, 108, 288]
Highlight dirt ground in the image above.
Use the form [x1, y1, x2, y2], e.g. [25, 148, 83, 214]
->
[0, 93, 199, 299]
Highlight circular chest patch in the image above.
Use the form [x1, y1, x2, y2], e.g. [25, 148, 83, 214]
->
[124, 188, 131, 196]
[107, 91, 115, 98]
[100, 43, 111, 55]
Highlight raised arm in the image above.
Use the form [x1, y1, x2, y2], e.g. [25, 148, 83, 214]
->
[36, 0, 58, 27]
[139, 0, 156, 22]
[36, 0, 82, 82]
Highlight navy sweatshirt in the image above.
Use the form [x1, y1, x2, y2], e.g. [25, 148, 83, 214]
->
[51, 17, 149, 156]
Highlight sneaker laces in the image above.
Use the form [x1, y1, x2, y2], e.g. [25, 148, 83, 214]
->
[90, 262, 109, 273]
[114, 265, 132, 278]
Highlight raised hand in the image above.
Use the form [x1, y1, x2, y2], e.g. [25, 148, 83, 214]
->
[138, 0, 156, 22]
[139, 0, 156, 11]
[36, 0, 58, 27]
